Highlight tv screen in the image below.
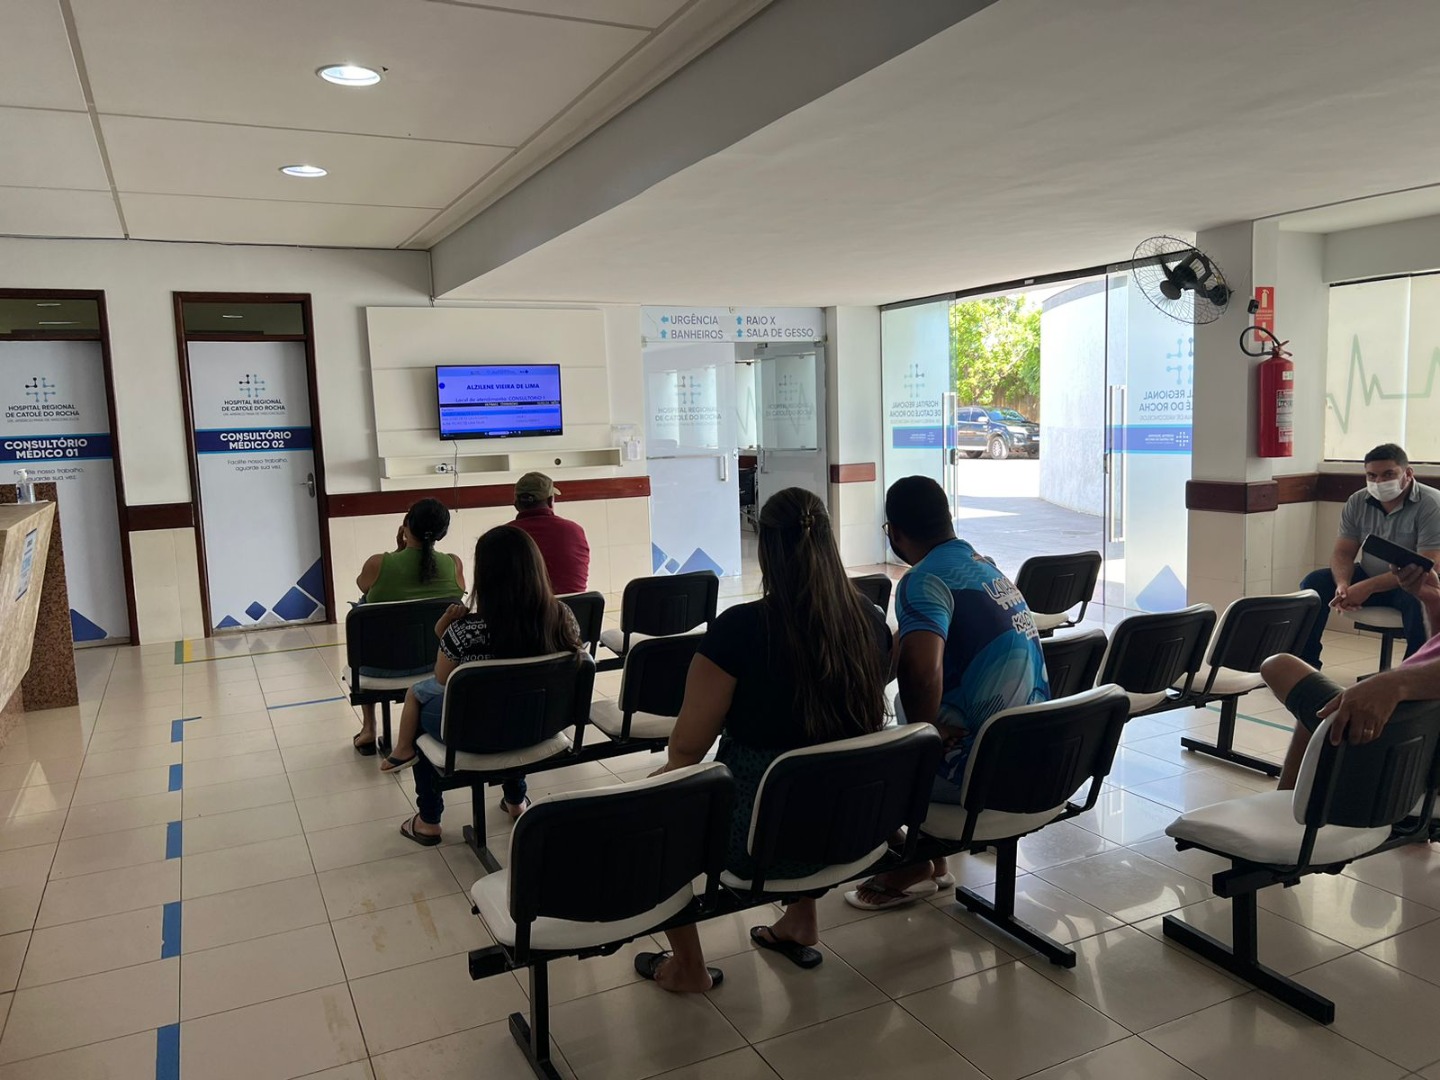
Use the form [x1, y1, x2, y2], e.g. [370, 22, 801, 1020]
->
[436, 364, 563, 440]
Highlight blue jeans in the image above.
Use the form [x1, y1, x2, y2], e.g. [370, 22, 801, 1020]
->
[1298, 563, 1427, 667]
[410, 681, 526, 825]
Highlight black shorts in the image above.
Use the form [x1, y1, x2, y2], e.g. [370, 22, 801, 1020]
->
[1285, 672, 1345, 733]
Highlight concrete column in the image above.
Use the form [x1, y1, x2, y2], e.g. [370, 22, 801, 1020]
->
[825, 306, 886, 567]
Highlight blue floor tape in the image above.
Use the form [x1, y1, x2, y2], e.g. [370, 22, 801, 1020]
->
[268, 695, 347, 711]
[160, 902, 181, 959]
[167, 764, 183, 792]
[170, 719, 184, 744]
[155, 1023, 180, 1080]
[165, 821, 182, 860]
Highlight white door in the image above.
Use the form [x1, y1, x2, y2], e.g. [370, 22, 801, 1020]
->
[0, 340, 129, 643]
[187, 340, 326, 630]
[643, 342, 741, 578]
[754, 344, 828, 510]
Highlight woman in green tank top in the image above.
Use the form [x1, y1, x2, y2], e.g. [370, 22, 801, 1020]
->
[352, 499, 465, 753]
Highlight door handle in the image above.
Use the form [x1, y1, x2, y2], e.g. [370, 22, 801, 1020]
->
[302, 472, 316, 498]
[718, 455, 729, 482]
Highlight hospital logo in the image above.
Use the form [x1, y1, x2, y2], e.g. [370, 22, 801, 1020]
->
[238, 374, 267, 400]
[903, 362, 926, 398]
[24, 377, 56, 404]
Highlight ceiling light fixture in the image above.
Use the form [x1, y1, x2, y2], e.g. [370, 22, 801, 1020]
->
[318, 64, 381, 87]
[280, 164, 327, 178]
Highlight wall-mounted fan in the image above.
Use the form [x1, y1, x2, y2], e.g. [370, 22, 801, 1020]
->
[1131, 235, 1232, 324]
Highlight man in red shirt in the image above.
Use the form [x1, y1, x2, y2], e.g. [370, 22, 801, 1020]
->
[508, 472, 590, 595]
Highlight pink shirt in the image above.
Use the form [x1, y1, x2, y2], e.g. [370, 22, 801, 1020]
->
[1402, 632, 1440, 668]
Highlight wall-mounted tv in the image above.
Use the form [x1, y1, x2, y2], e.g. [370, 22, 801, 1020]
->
[436, 363, 563, 440]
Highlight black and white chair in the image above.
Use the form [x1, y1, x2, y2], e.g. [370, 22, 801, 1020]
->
[1096, 604, 1216, 716]
[917, 686, 1130, 966]
[341, 596, 460, 749]
[590, 633, 703, 746]
[723, 725, 943, 904]
[417, 652, 596, 871]
[597, 571, 718, 672]
[1339, 606, 1408, 673]
[1162, 700, 1440, 1023]
[468, 763, 735, 1080]
[851, 573, 894, 615]
[1040, 629, 1108, 700]
[1015, 551, 1102, 637]
[1173, 590, 1322, 776]
[558, 591, 605, 658]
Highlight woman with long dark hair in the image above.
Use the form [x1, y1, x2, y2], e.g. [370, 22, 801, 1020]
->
[380, 525, 583, 844]
[351, 498, 465, 754]
[634, 487, 892, 992]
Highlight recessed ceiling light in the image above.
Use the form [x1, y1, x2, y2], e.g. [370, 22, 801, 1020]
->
[38, 320, 75, 326]
[318, 64, 381, 87]
[35, 302, 61, 308]
[220, 314, 244, 319]
[280, 164, 327, 178]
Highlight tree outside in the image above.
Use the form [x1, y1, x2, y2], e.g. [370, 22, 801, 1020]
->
[950, 295, 1042, 418]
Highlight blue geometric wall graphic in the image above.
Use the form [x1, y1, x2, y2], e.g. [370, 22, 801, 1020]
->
[1136, 565, 1187, 613]
[217, 615, 242, 629]
[273, 587, 320, 621]
[664, 558, 681, 573]
[296, 558, 326, 603]
[677, 548, 724, 577]
[651, 543, 666, 573]
[70, 609, 107, 642]
[244, 602, 267, 621]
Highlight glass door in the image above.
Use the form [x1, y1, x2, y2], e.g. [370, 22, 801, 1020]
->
[753, 343, 827, 509]
[1102, 270, 1193, 612]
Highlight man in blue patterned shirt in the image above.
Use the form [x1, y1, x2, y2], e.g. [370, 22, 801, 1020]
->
[847, 475, 1049, 910]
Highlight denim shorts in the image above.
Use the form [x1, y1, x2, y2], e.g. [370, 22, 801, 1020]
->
[411, 676, 445, 739]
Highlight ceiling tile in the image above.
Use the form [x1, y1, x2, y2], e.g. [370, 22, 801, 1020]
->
[119, 192, 436, 247]
[0, 108, 110, 191]
[0, 0, 86, 111]
[441, 0, 689, 28]
[0, 186, 122, 239]
[100, 116, 510, 209]
[70, 0, 649, 146]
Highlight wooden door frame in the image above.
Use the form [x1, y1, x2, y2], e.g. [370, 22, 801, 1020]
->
[0, 287, 140, 644]
[172, 292, 336, 636]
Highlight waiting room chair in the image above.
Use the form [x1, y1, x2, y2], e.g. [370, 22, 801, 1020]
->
[590, 633, 703, 746]
[1339, 605, 1407, 673]
[558, 591, 605, 658]
[468, 763, 735, 1080]
[851, 573, 894, 614]
[1095, 604, 1216, 716]
[722, 725, 943, 904]
[1162, 700, 1440, 1023]
[417, 652, 596, 872]
[1015, 551, 1102, 637]
[341, 596, 461, 749]
[917, 686, 1130, 966]
[1039, 629, 1108, 700]
[1173, 590, 1322, 776]
[597, 571, 719, 672]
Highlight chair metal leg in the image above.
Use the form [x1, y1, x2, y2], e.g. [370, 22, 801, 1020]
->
[955, 839, 1076, 968]
[1161, 896, 1335, 1024]
[1378, 632, 1396, 673]
[1180, 698, 1282, 778]
[508, 962, 562, 1080]
[379, 700, 393, 754]
[462, 785, 502, 873]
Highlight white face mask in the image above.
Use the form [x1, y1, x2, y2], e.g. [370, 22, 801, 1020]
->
[1367, 478, 1406, 502]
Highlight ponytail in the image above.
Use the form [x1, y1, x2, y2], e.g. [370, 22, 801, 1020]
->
[404, 498, 451, 585]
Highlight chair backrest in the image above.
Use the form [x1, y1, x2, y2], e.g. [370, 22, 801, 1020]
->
[439, 652, 595, 758]
[620, 571, 719, 639]
[559, 591, 606, 658]
[1203, 590, 1322, 682]
[507, 762, 734, 947]
[1294, 701, 1440, 836]
[344, 597, 461, 677]
[851, 573, 894, 614]
[1040, 629, 1108, 700]
[958, 685, 1130, 824]
[1015, 551, 1102, 618]
[744, 725, 943, 893]
[619, 634, 704, 718]
[1097, 604, 1216, 695]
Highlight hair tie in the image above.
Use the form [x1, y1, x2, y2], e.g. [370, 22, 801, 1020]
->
[799, 512, 815, 531]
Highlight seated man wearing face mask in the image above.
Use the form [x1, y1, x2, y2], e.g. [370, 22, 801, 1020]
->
[1298, 443, 1440, 668]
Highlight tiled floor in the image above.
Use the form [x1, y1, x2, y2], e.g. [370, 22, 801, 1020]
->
[1, 600, 1438, 1079]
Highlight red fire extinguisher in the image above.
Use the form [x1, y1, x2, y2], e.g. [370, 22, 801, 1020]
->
[1244, 326, 1293, 458]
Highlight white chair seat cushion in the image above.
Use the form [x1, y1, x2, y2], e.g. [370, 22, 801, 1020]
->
[1031, 610, 1073, 631]
[919, 802, 1067, 843]
[416, 731, 571, 773]
[471, 869, 695, 950]
[599, 629, 655, 655]
[721, 841, 889, 894]
[1126, 689, 1172, 715]
[1176, 662, 1265, 697]
[590, 699, 677, 741]
[1166, 790, 1391, 866]
[1341, 607, 1406, 630]
[340, 670, 432, 694]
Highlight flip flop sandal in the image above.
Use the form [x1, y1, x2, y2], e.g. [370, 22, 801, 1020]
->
[380, 752, 418, 774]
[749, 926, 824, 969]
[843, 877, 939, 911]
[353, 733, 378, 757]
[499, 796, 532, 820]
[633, 951, 723, 988]
[933, 872, 957, 890]
[399, 813, 441, 847]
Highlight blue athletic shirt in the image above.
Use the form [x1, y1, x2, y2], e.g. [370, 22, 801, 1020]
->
[894, 538, 1050, 784]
